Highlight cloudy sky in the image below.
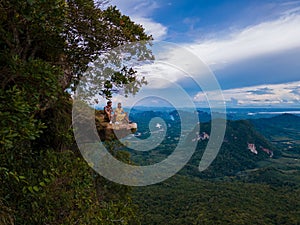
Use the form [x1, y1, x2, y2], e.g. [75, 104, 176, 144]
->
[108, 0, 300, 107]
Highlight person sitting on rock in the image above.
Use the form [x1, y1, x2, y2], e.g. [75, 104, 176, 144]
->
[104, 100, 113, 123]
[114, 102, 130, 123]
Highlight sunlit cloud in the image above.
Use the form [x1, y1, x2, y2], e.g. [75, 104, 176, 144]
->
[109, 0, 168, 40]
[106, 1, 300, 107]
[185, 14, 300, 70]
[194, 81, 300, 107]
[131, 17, 167, 40]
[110, 0, 160, 17]
[133, 12, 300, 88]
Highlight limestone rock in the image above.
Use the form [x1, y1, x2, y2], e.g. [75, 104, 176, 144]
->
[95, 110, 137, 141]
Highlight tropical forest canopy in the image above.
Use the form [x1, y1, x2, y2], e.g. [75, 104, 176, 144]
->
[0, 0, 151, 224]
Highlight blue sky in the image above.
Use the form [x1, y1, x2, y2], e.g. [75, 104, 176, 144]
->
[108, 0, 300, 107]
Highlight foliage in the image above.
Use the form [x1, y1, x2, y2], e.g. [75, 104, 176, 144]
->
[0, 0, 152, 93]
[1, 150, 139, 224]
[0, 85, 44, 151]
[0, 57, 63, 152]
[125, 112, 279, 178]
[186, 120, 279, 178]
[251, 114, 300, 149]
[132, 175, 300, 225]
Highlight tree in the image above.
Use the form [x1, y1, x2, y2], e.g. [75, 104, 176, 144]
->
[0, 0, 152, 103]
[0, 0, 152, 148]
[0, 0, 152, 223]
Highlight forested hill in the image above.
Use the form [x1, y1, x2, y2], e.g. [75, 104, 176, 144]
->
[132, 174, 300, 225]
[128, 112, 298, 184]
[130, 113, 300, 225]
[250, 113, 300, 145]
[183, 119, 279, 179]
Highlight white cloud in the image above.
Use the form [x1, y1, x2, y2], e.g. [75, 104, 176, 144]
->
[282, 6, 300, 16]
[109, 0, 168, 41]
[194, 81, 300, 107]
[109, 1, 300, 63]
[135, 62, 183, 89]
[127, 12, 300, 91]
[131, 17, 167, 40]
[185, 14, 300, 69]
[102, 2, 300, 108]
[110, 0, 159, 17]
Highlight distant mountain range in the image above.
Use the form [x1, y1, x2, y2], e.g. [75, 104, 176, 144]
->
[129, 107, 300, 122]
[183, 119, 279, 179]
[251, 113, 300, 146]
[127, 111, 300, 225]
[127, 111, 300, 186]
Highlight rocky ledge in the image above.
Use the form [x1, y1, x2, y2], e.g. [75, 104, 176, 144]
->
[95, 110, 137, 141]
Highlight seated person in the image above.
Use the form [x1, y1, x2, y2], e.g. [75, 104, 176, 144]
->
[114, 102, 130, 123]
[104, 100, 113, 122]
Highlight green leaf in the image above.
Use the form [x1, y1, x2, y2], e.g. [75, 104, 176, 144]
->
[28, 186, 34, 193]
[33, 186, 39, 192]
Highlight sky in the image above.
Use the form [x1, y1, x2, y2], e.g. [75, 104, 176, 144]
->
[106, 0, 300, 108]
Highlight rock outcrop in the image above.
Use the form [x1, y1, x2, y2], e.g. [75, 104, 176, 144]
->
[95, 110, 137, 141]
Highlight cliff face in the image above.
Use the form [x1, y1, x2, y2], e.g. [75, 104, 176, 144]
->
[95, 110, 137, 141]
